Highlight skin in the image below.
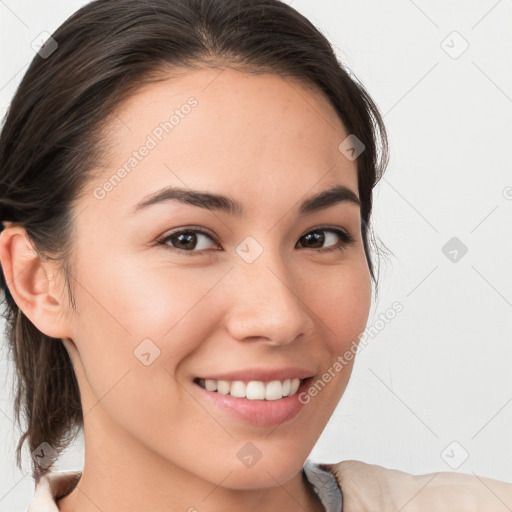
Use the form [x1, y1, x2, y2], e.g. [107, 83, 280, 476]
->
[0, 67, 372, 512]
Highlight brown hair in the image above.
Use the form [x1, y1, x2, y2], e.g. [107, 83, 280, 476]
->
[0, 0, 388, 479]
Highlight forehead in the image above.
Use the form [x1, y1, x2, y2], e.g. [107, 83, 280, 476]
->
[88, 68, 358, 217]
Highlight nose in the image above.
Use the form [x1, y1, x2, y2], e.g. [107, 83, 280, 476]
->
[223, 251, 312, 346]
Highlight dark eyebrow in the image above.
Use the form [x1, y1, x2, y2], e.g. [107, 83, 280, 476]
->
[298, 185, 360, 214]
[129, 184, 360, 216]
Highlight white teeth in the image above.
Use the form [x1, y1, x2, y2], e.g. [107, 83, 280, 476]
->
[230, 381, 246, 398]
[197, 377, 302, 400]
[289, 377, 300, 395]
[205, 379, 217, 392]
[265, 380, 284, 400]
[217, 380, 230, 395]
[246, 381, 265, 400]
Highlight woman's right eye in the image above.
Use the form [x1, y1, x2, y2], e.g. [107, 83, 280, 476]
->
[157, 228, 219, 256]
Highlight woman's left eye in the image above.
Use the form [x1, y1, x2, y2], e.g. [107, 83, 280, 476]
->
[157, 226, 355, 256]
[296, 227, 355, 252]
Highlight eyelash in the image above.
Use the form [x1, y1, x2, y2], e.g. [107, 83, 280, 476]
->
[156, 226, 355, 257]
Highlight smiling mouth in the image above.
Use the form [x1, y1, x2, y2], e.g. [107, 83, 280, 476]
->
[193, 377, 304, 400]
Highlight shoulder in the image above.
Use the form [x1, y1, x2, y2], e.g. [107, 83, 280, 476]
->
[323, 460, 512, 511]
[27, 471, 81, 512]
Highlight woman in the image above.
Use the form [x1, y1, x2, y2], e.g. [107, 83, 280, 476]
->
[0, 1, 510, 510]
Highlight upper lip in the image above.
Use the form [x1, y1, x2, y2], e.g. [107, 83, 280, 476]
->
[195, 367, 315, 383]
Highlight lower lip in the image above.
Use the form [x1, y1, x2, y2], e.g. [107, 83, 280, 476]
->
[193, 378, 312, 427]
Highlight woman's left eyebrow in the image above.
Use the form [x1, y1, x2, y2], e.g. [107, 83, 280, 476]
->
[129, 184, 360, 217]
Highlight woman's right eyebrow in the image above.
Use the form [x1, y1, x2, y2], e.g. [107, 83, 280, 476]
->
[129, 184, 361, 217]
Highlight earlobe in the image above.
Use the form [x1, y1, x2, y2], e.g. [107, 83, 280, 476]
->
[0, 224, 72, 339]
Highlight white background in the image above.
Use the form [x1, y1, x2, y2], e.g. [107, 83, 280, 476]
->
[1, 0, 511, 510]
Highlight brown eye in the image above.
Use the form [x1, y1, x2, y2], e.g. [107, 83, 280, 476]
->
[296, 227, 354, 252]
[158, 228, 219, 255]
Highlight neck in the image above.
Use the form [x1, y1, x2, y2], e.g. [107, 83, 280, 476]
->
[57, 408, 325, 512]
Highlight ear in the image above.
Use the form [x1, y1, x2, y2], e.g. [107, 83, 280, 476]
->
[0, 223, 73, 339]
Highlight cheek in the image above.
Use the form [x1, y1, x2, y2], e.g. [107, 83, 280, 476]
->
[68, 257, 227, 395]
[309, 259, 372, 350]
[67, 259, 219, 442]
[73, 255, 221, 340]
[305, 262, 371, 400]
[291, 258, 371, 401]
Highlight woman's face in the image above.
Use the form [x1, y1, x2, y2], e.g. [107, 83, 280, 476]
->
[59, 68, 372, 488]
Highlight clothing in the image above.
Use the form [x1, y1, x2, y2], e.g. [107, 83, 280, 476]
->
[26, 459, 512, 512]
[303, 459, 343, 511]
